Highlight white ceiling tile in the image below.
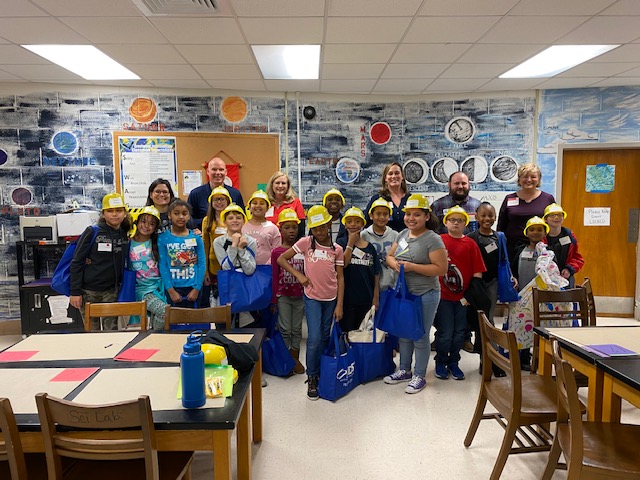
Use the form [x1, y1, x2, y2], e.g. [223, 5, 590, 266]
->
[480, 16, 589, 44]
[476, 78, 545, 91]
[424, 78, 489, 92]
[31, 0, 142, 16]
[457, 44, 545, 63]
[440, 63, 512, 79]
[330, 0, 422, 16]
[265, 79, 320, 92]
[60, 17, 167, 44]
[404, 16, 501, 43]
[194, 64, 261, 80]
[92, 79, 152, 87]
[322, 64, 385, 79]
[326, 17, 411, 43]
[98, 44, 186, 64]
[127, 64, 202, 80]
[509, 0, 616, 15]
[391, 44, 471, 63]
[321, 79, 377, 93]
[239, 17, 324, 44]
[419, 0, 518, 16]
[557, 62, 637, 77]
[614, 66, 640, 77]
[534, 77, 605, 89]
[590, 44, 640, 62]
[373, 78, 429, 93]
[151, 18, 245, 44]
[148, 79, 210, 89]
[0, 18, 87, 44]
[233, 0, 325, 16]
[0, 45, 49, 64]
[0, 69, 23, 81]
[602, 0, 640, 15]
[557, 16, 640, 44]
[175, 45, 254, 64]
[207, 79, 266, 90]
[590, 77, 640, 87]
[381, 64, 448, 79]
[323, 44, 396, 63]
[0, 0, 48, 16]
[0, 64, 83, 81]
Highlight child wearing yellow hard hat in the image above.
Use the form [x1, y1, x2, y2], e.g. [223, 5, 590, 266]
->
[242, 190, 281, 265]
[542, 203, 584, 288]
[322, 188, 347, 244]
[361, 197, 399, 291]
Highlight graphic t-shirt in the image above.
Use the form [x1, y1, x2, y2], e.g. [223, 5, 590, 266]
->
[242, 221, 281, 265]
[129, 239, 164, 300]
[293, 236, 344, 301]
[271, 246, 304, 301]
[439, 234, 486, 302]
[158, 230, 206, 291]
[337, 240, 380, 306]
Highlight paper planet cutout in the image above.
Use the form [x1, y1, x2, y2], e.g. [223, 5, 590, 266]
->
[431, 157, 458, 184]
[221, 96, 248, 123]
[129, 97, 157, 123]
[461, 155, 488, 183]
[0, 149, 7, 166]
[370, 122, 391, 145]
[403, 158, 429, 185]
[444, 116, 475, 144]
[51, 131, 78, 155]
[490, 155, 519, 182]
[12, 187, 32, 206]
[335, 157, 360, 184]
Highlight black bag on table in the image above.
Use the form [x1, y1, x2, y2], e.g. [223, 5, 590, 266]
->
[202, 330, 259, 373]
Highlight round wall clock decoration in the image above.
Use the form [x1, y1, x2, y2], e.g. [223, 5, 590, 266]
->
[444, 116, 476, 144]
[403, 158, 429, 185]
[490, 155, 519, 182]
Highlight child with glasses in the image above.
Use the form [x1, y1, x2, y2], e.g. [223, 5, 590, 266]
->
[542, 203, 585, 288]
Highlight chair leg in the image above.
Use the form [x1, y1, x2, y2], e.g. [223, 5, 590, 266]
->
[541, 437, 561, 480]
[464, 392, 488, 447]
[490, 420, 518, 480]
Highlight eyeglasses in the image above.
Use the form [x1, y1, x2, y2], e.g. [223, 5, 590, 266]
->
[211, 198, 228, 203]
[546, 213, 563, 219]
[446, 218, 466, 224]
[153, 190, 170, 195]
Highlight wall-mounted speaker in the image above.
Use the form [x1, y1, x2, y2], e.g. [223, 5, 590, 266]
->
[303, 106, 316, 120]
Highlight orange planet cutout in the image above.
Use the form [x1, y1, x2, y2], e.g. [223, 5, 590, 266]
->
[221, 96, 248, 123]
[129, 97, 157, 123]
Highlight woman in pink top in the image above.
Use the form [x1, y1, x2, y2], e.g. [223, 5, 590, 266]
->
[266, 171, 306, 238]
[277, 205, 344, 400]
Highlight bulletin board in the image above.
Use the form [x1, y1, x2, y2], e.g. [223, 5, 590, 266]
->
[113, 131, 280, 207]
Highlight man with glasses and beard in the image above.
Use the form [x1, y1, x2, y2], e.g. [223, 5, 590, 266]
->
[430, 171, 481, 235]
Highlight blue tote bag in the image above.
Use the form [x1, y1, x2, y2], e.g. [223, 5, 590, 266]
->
[318, 323, 358, 401]
[497, 232, 519, 303]
[349, 310, 396, 384]
[376, 265, 425, 341]
[117, 243, 137, 303]
[218, 253, 272, 314]
[261, 307, 295, 377]
[51, 226, 99, 296]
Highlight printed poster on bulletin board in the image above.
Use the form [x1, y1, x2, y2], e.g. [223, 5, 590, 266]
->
[118, 136, 178, 207]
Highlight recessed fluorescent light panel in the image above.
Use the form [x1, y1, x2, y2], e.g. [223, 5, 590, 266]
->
[252, 45, 320, 80]
[500, 45, 619, 78]
[22, 45, 139, 80]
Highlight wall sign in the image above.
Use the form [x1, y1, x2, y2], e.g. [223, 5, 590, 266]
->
[584, 207, 611, 226]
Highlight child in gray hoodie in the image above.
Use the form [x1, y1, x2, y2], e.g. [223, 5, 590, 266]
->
[361, 197, 399, 292]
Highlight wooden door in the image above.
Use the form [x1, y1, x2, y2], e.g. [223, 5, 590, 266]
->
[560, 148, 640, 316]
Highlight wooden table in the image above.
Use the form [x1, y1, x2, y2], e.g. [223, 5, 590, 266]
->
[0, 329, 265, 480]
[597, 356, 640, 422]
[535, 325, 640, 422]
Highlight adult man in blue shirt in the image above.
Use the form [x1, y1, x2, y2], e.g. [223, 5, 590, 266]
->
[187, 156, 244, 230]
[430, 171, 480, 234]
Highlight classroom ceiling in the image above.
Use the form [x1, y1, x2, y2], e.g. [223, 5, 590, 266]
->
[1, 0, 640, 95]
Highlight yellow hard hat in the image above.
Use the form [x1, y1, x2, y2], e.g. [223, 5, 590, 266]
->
[524, 216, 550, 235]
[402, 193, 430, 212]
[443, 205, 470, 226]
[208, 186, 232, 205]
[102, 192, 127, 211]
[137, 205, 161, 222]
[341, 206, 366, 225]
[221, 203, 247, 223]
[543, 203, 567, 219]
[322, 188, 345, 207]
[307, 205, 332, 229]
[201, 343, 228, 365]
[277, 208, 300, 226]
[247, 190, 271, 208]
[368, 197, 393, 216]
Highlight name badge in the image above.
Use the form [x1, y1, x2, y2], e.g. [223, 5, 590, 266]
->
[97, 242, 112, 252]
[185, 238, 197, 247]
[521, 250, 534, 259]
[398, 238, 409, 251]
[313, 249, 328, 259]
[214, 226, 226, 234]
[485, 242, 498, 253]
[352, 247, 365, 258]
[559, 236, 571, 246]
[507, 197, 519, 207]
[460, 298, 470, 306]
[133, 244, 146, 255]
[265, 206, 274, 218]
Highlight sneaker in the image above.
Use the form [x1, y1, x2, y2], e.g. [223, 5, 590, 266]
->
[448, 363, 465, 380]
[262, 377, 268, 387]
[463, 340, 475, 353]
[383, 369, 412, 384]
[405, 375, 426, 394]
[435, 362, 449, 380]
[306, 376, 319, 400]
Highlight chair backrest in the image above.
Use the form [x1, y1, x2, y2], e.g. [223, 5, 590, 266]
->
[35, 393, 159, 480]
[164, 304, 231, 331]
[84, 301, 147, 332]
[0, 398, 28, 480]
[551, 339, 584, 466]
[580, 277, 597, 326]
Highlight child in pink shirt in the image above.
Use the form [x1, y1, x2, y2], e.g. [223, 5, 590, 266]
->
[242, 190, 281, 265]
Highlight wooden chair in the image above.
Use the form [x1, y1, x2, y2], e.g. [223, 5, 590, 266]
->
[164, 304, 232, 331]
[464, 311, 558, 480]
[542, 339, 640, 479]
[0, 398, 48, 480]
[531, 287, 589, 375]
[84, 301, 147, 332]
[35, 393, 193, 480]
[580, 277, 597, 326]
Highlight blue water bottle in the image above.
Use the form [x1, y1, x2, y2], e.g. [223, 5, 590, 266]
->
[181, 331, 206, 408]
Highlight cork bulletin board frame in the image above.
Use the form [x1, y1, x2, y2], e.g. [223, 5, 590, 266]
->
[113, 131, 280, 207]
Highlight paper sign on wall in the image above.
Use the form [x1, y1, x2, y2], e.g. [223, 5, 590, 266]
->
[584, 207, 610, 226]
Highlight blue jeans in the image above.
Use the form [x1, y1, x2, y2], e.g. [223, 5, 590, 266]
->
[434, 299, 468, 365]
[398, 289, 440, 378]
[303, 295, 336, 377]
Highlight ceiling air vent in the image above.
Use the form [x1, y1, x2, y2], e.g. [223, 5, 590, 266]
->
[132, 0, 228, 16]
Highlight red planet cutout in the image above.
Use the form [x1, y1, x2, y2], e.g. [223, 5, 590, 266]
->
[370, 122, 392, 145]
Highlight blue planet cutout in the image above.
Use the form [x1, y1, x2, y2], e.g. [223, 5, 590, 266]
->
[0, 149, 7, 166]
[52, 131, 78, 155]
[335, 157, 360, 184]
